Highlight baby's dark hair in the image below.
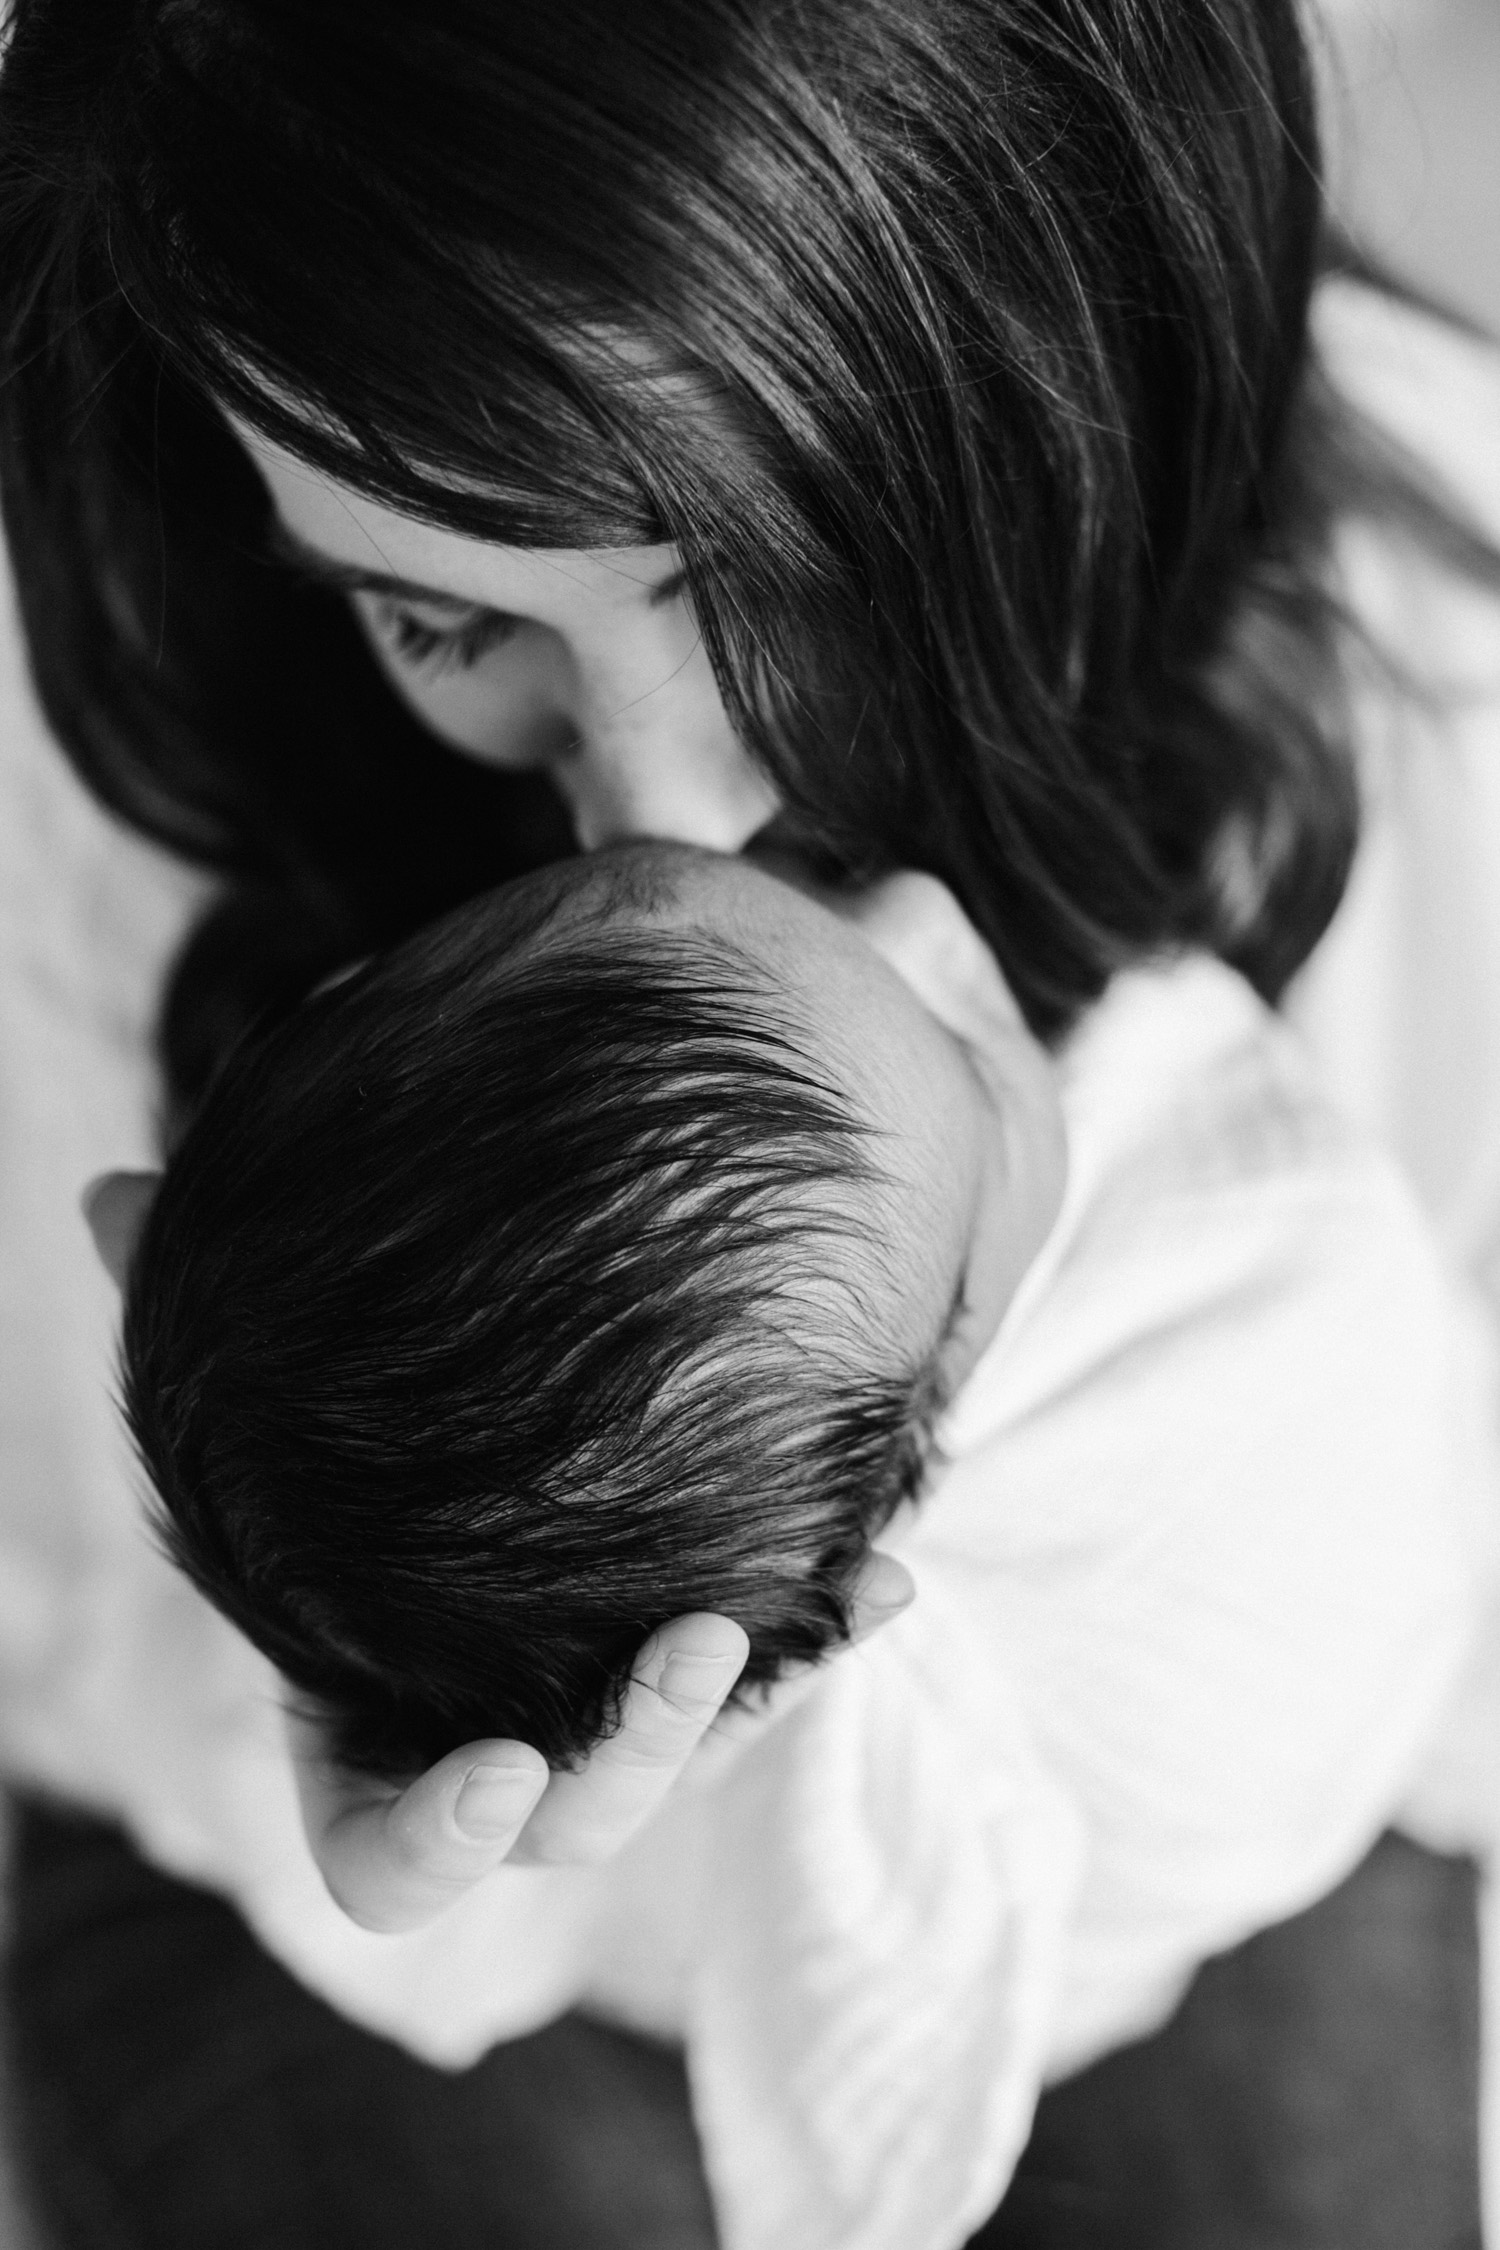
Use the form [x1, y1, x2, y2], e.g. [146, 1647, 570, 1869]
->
[123, 853, 941, 1780]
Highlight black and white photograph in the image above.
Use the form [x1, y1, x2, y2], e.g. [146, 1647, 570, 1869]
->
[0, 2, 1497, 2244]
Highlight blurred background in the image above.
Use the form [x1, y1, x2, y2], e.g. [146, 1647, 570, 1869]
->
[1316, 0, 1500, 331]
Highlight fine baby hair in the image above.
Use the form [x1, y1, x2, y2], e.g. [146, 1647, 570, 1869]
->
[123, 850, 942, 1781]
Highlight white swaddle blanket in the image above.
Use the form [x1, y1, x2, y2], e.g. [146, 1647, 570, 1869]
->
[1291, 277, 1500, 2234]
[680, 956, 1491, 2250]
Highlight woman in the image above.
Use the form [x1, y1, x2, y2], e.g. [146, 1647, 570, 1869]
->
[0, 2, 1495, 2244]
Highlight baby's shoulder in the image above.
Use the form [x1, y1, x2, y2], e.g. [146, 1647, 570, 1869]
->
[945, 950, 1463, 1459]
[1056, 952, 1359, 1210]
[938, 949, 1490, 1659]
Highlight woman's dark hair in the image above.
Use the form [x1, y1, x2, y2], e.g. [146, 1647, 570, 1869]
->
[123, 857, 936, 1780]
[0, 0, 1432, 1103]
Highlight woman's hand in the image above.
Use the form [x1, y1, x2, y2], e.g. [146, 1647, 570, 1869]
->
[285, 1611, 747, 1932]
[286, 1550, 915, 1934]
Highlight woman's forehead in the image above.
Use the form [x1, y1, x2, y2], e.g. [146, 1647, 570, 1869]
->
[232, 415, 681, 616]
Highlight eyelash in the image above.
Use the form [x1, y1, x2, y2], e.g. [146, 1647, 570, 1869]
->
[375, 601, 519, 677]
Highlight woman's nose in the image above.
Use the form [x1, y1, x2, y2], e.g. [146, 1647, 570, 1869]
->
[551, 637, 779, 853]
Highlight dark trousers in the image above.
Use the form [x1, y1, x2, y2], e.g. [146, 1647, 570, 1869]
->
[2, 1805, 1482, 2250]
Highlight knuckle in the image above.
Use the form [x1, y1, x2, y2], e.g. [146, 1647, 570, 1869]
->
[607, 1723, 694, 1771]
[514, 1824, 620, 1869]
[653, 1684, 722, 1727]
[320, 1866, 394, 1930]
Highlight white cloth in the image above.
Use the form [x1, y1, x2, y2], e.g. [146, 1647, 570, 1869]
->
[684, 955, 1491, 2249]
[1289, 275, 1500, 2235]
[2, 276, 1499, 2250]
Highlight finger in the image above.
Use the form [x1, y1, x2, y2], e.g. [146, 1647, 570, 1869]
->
[707, 1549, 916, 1743]
[847, 1548, 916, 1643]
[509, 1613, 749, 1866]
[82, 1170, 161, 1292]
[289, 1715, 549, 1933]
[688, 1549, 917, 1784]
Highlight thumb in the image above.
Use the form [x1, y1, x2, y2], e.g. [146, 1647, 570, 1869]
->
[82, 1170, 161, 1293]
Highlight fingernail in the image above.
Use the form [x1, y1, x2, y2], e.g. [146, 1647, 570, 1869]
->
[660, 1650, 733, 1702]
[454, 1760, 543, 1839]
[867, 1588, 916, 1616]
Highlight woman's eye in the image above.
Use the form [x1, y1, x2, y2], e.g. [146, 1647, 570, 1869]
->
[374, 600, 519, 676]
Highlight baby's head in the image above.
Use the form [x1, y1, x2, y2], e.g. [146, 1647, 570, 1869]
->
[120, 845, 1062, 1779]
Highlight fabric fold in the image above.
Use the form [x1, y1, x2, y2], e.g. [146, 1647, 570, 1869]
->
[690, 1579, 1084, 2250]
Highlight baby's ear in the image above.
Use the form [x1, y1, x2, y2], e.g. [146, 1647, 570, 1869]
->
[82, 1171, 162, 1293]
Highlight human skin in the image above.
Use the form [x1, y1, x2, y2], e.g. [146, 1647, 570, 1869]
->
[616, 847, 1068, 1398]
[88, 854, 1064, 1926]
[88, 426, 1063, 1934]
[235, 420, 780, 856]
[235, 421, 1064, 1366]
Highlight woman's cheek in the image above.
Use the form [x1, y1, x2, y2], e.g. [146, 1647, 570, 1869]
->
[350, 601, 779, 849]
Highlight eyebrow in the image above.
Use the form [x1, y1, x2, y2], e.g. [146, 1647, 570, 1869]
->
[266, 519, 687, 609]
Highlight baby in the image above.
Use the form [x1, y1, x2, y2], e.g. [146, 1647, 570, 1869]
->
[120, 841, 1065, 1781]
[111, 837, 1494, 2247]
